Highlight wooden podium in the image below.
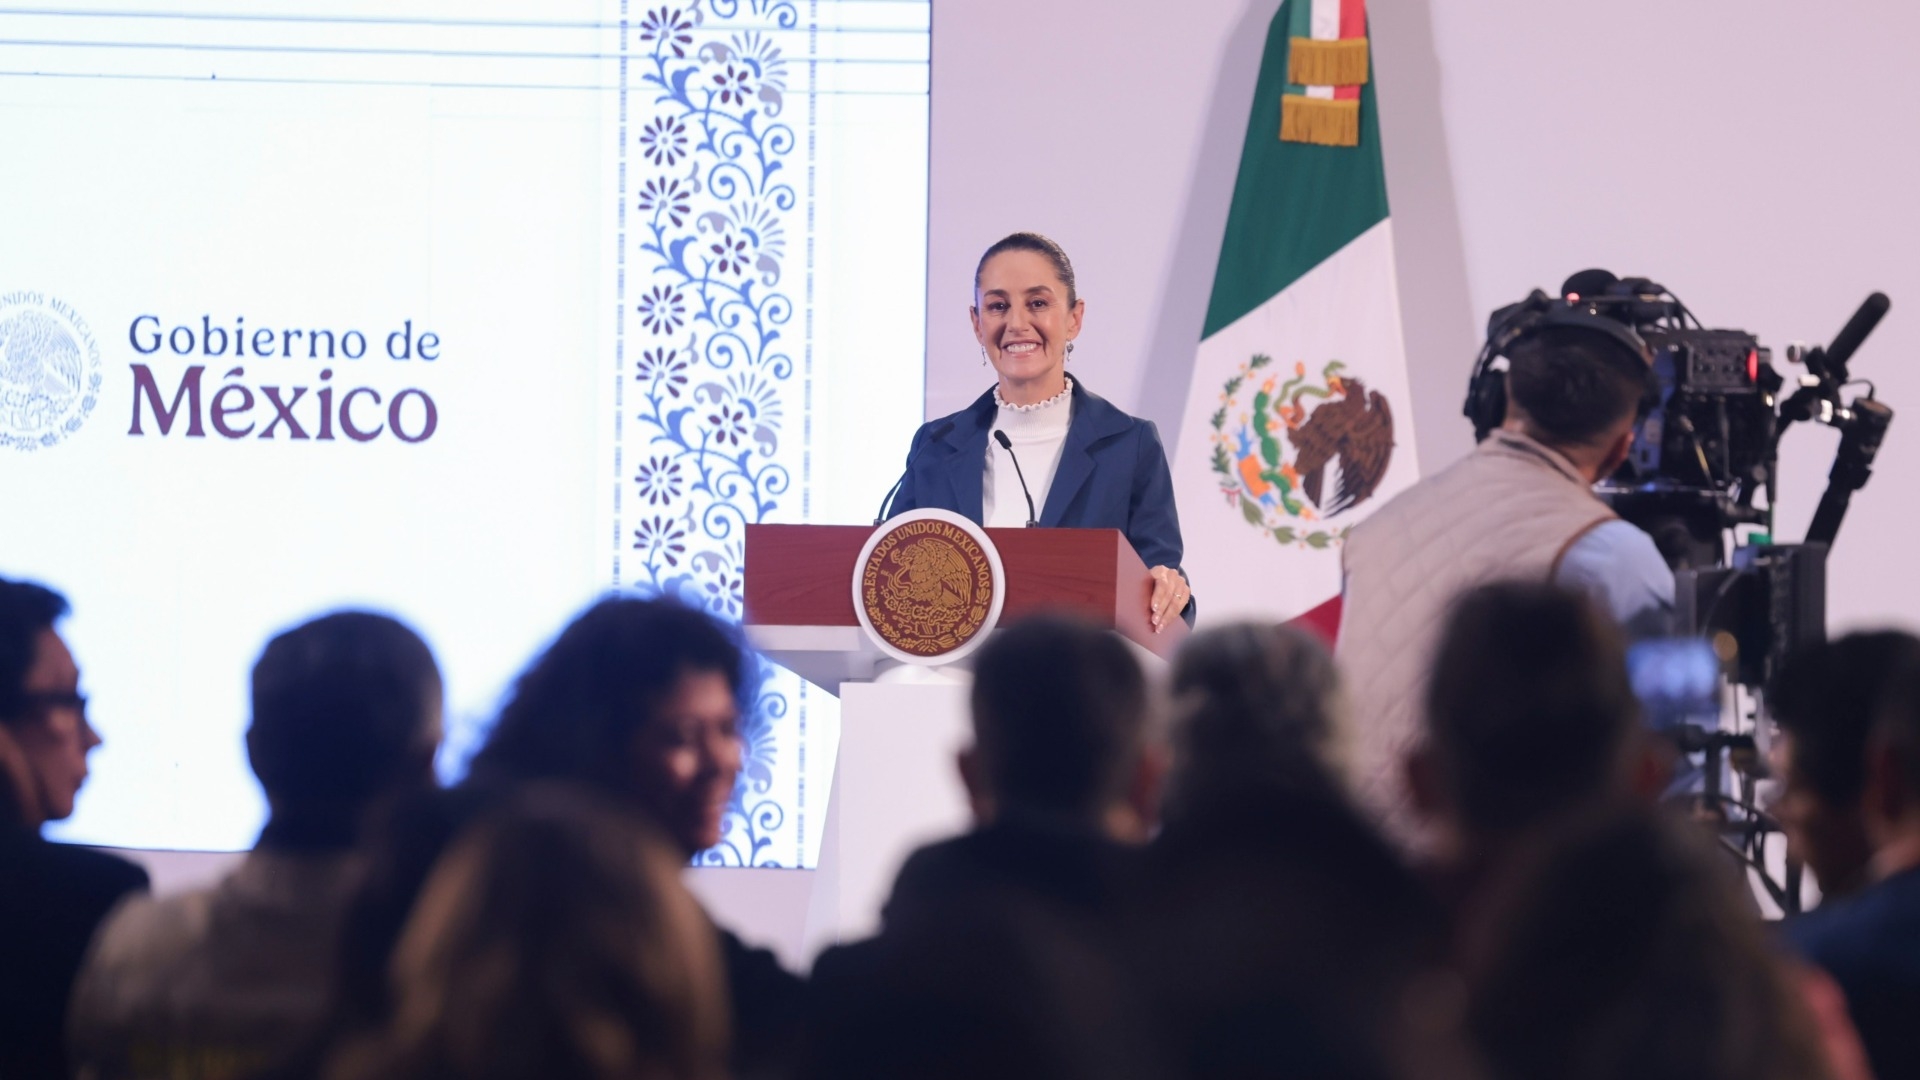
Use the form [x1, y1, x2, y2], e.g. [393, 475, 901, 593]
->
[743, 523, 1185, 951]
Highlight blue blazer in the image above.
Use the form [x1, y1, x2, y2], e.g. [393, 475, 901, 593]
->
[889, 376, 1193, 623]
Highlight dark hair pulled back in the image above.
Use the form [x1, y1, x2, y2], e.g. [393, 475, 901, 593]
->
[974, 232, 1078, 308]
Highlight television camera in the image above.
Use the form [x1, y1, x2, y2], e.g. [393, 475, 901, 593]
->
[1472, 271, 1896, 912]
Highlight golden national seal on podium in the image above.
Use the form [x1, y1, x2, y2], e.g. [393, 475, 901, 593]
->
[853, 509, 1005, 664]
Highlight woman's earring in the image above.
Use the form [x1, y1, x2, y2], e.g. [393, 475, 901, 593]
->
[980, 346, 989, 367]
[1066, 342, 1076, 362]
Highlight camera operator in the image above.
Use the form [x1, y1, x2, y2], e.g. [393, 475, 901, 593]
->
[1780, 643, 1920, 1080]
[1338, 315, 1674, 839]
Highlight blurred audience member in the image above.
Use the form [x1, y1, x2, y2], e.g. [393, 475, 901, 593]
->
[807, 903, 1165, 1080]
[1464, 806, 1836, 1080]
[70, 612, 443, 1080]
[874, 612, 1162, 932]
[1160, 622, 1346, 813]
[0, 719, 35, 827]
[1140, 622, 1461, 1080]
[289, 785, 493, 1080]
[1782, 648, 1920, 1078]
[466, 597, 745, 856]
[805, 616, 1169, 1080]
[0, 577, 149, 1080]
[322, 785, 729, 1080]
[465, 595, 800, 1076]
[1408, 581, 1658, 914]
[1769, 630, 1920, 900]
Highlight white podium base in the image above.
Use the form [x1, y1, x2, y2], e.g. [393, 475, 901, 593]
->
[801, 677, 973, 958]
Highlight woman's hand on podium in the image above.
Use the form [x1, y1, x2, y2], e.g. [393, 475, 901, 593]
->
[1148, 566, 1190, 633]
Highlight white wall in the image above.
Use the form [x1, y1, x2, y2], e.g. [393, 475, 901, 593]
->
[929, 0, 1920, 633]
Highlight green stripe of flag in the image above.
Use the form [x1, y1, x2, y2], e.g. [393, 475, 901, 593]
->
[1284, 0, 1311, 95]
[1201, 0, 1388, 340]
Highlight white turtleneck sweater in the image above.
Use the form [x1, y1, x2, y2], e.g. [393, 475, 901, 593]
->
[983, 381, 1073, 527]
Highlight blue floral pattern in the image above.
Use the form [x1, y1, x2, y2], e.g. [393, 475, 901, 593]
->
[618, 0, 807, 867]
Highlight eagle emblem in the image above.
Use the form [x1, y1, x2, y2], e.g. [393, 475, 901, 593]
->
[855, 510, 1002, 663]
[0, 296, 102, 452]
[877, 537, 976, 626]
[1208, 356, 1395, 549]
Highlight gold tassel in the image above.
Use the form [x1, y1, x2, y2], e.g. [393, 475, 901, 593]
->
[1287, 37, 1370, 87]
[1280, 96, 1360, 147]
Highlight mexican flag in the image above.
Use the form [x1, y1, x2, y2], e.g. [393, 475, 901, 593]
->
[1169, 0, 1419, 629]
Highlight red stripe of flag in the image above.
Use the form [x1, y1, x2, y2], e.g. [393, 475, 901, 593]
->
[1339, 0, 1366, 38]
[1287, 594, 1343, 646]
[1334, 0, 1365, 100]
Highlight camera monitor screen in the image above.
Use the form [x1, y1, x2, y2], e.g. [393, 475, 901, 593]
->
[1627, 637, 1723, 733]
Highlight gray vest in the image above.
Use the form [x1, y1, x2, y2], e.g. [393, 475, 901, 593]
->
[1334, 431, 1615, 838]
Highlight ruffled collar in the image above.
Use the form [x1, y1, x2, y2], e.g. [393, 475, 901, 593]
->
[993, 377, 1074, 413]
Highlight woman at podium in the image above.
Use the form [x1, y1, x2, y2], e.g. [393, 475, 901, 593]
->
[886, 232, 1194, 630]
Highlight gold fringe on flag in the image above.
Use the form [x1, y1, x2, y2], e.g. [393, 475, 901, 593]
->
[1287, 37, 1370, 87]
[1280, 96, 1359, 147]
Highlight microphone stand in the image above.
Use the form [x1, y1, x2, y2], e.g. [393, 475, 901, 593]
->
[993, 430, 1038, 527]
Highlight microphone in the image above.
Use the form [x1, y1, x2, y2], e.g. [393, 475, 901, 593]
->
[1560, 268, 1618, 301]
[874, 420, 954, 525]
[993, 430, 1038, 527]
[1822, 292, 1891, 383]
